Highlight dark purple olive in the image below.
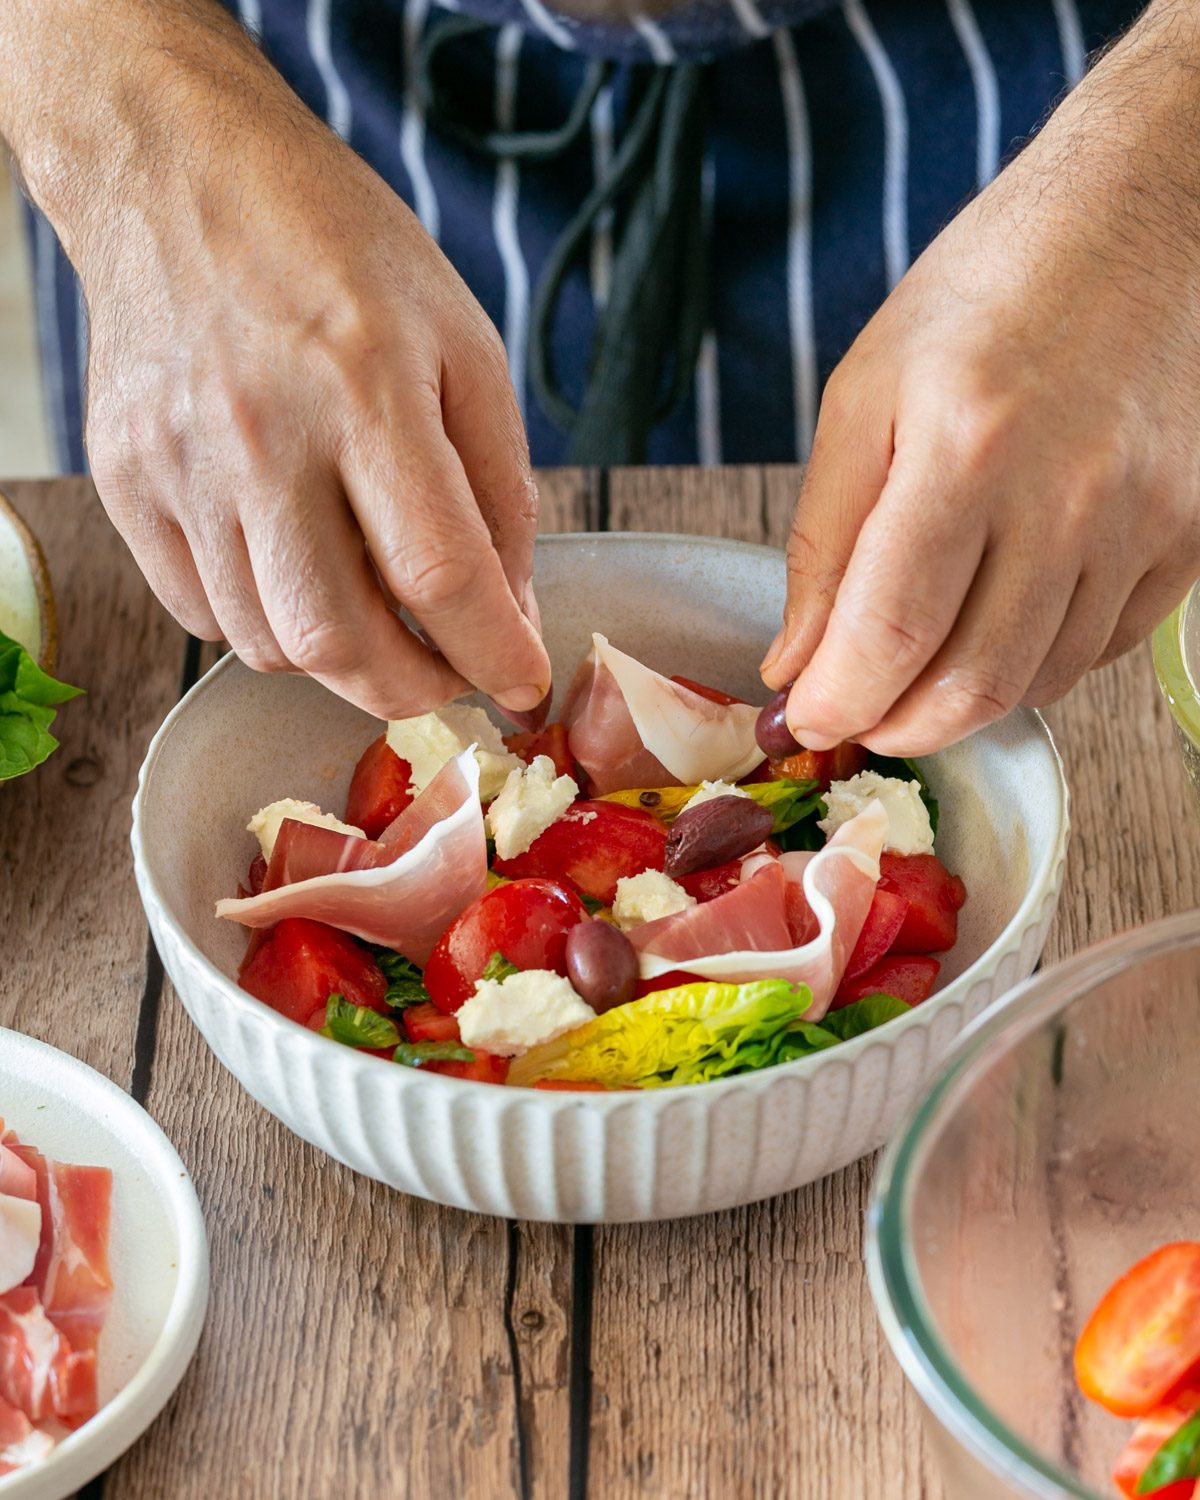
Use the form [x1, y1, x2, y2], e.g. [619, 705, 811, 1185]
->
[664, 796, 775, 878]
[565, 920, 639, 1014]
[755, 685, 802, 759]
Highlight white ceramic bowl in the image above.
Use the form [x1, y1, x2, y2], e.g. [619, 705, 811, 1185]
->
[132, 534, 1069, 1223]
[0, 1030, 208, 1498]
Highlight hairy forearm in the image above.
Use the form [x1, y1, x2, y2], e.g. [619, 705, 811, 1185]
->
[0, 0, 303, 274]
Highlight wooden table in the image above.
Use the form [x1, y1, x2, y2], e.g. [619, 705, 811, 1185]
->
[3, 470, 1197, 1500]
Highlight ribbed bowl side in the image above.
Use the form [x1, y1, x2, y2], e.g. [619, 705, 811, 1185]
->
[135, 773, 1067, 1225]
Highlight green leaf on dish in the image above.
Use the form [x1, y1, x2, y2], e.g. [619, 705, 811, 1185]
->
[371, 949, 432, 1011]
[392, 1041, 476, 1068]
[480, 951, 520, 982]
[0, 630, 83, 781]
[323, 995, 402, 1050]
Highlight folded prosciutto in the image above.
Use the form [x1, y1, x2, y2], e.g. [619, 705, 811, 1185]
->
[217, 749, 488, 963]
[0, 1122, 112, 1477]
[629, 801, 888, 1023]
[562, 634, 765, 794]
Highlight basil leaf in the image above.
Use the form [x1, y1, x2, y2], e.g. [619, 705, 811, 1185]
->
[481, 951, 520, 982]
[324, 995, 402, 1050]
[0, 630, 83, 781]
[1138, 1411, 1200, 1494]
[774, 807, 827, 853]
[820, 994, 911, 1041]
[393, 1041, 476, 1068]
[744, 777, 823, 834]
[371, 949, 431, 1010]
[580, 894, 608, 916]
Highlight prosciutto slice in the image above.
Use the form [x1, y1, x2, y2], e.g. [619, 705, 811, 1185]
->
[217, 748, 488, 963]
[0, 1394, 53, 1478]
[562, 634, 765, 793]
[630, 801, 888, 1023]
[0, 1198, 41, 1297]
[0, 1287, 96, 1425]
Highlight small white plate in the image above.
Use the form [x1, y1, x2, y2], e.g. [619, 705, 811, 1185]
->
[0, 1030, 208, 1498]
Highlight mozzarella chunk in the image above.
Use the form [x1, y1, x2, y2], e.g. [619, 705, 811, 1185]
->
[487, 755, 578, 860]
[0, 1192, 42, 1295]
[817, 771, 934, 856]
[613, 868, 697, 931]
[681, 778, 752, 814]
[247, 799, 365, 860]
[387, 705, 522, 802]
[457, 969, 596, 1057]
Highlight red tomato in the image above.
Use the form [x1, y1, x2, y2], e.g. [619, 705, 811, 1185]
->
[843, 889, 909, 980]
[877, 853, 967, 954]
[1076, 1245, 1200, 1418]
[344, 734, 414, 839]
[669, 675, 746, 707]
[493, 800, 668, 905]
[238, 918, 387, 1025]
[423, 878, 589, 1013]
[832, 954, 939, 1010]
[678, 860, 742, 903]
[1112, 1376, 1200, 1497]
[768, 742, 870, 789]
[633, 968, 700, 1000]
[424, 1052, 510, 1084]
[533, 1080, 611, 1092]
[503, 721, 576, 781]
[403, 1002, 463, 1044]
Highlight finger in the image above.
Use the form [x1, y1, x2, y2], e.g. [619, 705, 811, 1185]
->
[861, 545, 1078, 756]
[760, 370, 894, 689]
[94, 479, 221, 639]
[1097, 564, 1198, 668]
[342, 399, 551, 713]
[241, 483, 470, 718]
[1022, 571, 1126, 707]
[780, 462, 987, 750]
[189, 521, 292, 673]
[440, 329, 541, 628]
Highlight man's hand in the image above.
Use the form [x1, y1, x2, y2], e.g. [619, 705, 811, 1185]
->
[762, 0, 1200, 755]
[1, 0, 549, 718]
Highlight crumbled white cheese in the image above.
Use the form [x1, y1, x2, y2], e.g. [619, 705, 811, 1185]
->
[457, 969, 596, 1057]
[387, 705, 522, 802]
[247, 799, 365, 860]
[487, 755, 578, 860]
[612, 869, 697, 931]
[681, 778, 752, 814]
[817, 771, 934, 856]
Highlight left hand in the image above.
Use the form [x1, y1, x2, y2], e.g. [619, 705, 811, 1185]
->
[762, 0, 1200, 756]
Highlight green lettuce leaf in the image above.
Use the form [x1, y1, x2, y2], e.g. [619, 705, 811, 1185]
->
[508, 978, 816, 1089]
[744, 777, 823, 834]
[323, 995, 402, 1050]
[393, 1041, 476, 1068]
[820, 994, 912, 1040]
[371, 949, 431, 1011]
[0, 630, 83, 781]
[1138, 1411, 1200, 1493]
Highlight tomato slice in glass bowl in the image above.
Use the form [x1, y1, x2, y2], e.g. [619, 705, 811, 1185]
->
[1075, 1243, 1200, 1418]
[1111, 1374, 1200, 1497]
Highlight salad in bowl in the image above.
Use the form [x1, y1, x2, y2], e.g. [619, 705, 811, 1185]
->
[215, 633, 966, 1092]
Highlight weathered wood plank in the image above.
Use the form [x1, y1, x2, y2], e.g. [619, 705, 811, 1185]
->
[0, 478, 185, 1085]
[103, 470, 592, 1500]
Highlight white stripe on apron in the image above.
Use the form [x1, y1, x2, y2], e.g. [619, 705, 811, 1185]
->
[695, 153, 722, 466]
[844, 0, 909, 290]
[589, 83, 615, 308]
[773, 28, 818, 458]
[306, 0, 353, 140]
[946, 0, 1000, 187]
[493, 25, 530, 416]
[1050, 0, 1087, 86]
[402, 0, 441, 239]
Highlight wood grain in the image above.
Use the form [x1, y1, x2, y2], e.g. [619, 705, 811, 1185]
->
[102, 469, 596, 1500]
[0, 479, 185, 1085]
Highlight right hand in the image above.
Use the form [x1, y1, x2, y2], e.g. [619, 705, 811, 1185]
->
[76, 37, 550, 718]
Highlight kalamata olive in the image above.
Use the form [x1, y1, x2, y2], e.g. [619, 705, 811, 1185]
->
[565, 920, 639, 1014]
[755, 685, 802, 759]
[664, 796, 775, 878]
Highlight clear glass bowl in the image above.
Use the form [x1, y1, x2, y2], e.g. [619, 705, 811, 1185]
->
[1153, 585, 1200, 807]
[867, 913, 1200, 1499]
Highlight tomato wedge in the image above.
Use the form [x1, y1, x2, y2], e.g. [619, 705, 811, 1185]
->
[493, 800, 667, 905]
[1111, 1376, 1200, 1497]
[767, 742, 869, 790]
[1076, 1244, 1200, 1418]
[238, 917, 387, 1024]
[344, 734, 414, 839]
[503, 721, 575, 780]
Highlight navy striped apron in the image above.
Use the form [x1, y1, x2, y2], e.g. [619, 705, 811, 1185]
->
[28, 0, 1143, 471]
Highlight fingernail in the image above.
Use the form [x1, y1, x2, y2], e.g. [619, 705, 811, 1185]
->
[498, 682, 549, 713]
[760, 628, 786, 675]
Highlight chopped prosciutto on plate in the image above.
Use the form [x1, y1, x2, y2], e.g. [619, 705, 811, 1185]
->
[223, 636, 966, 1086]
[0, 1121, 112, 1476]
